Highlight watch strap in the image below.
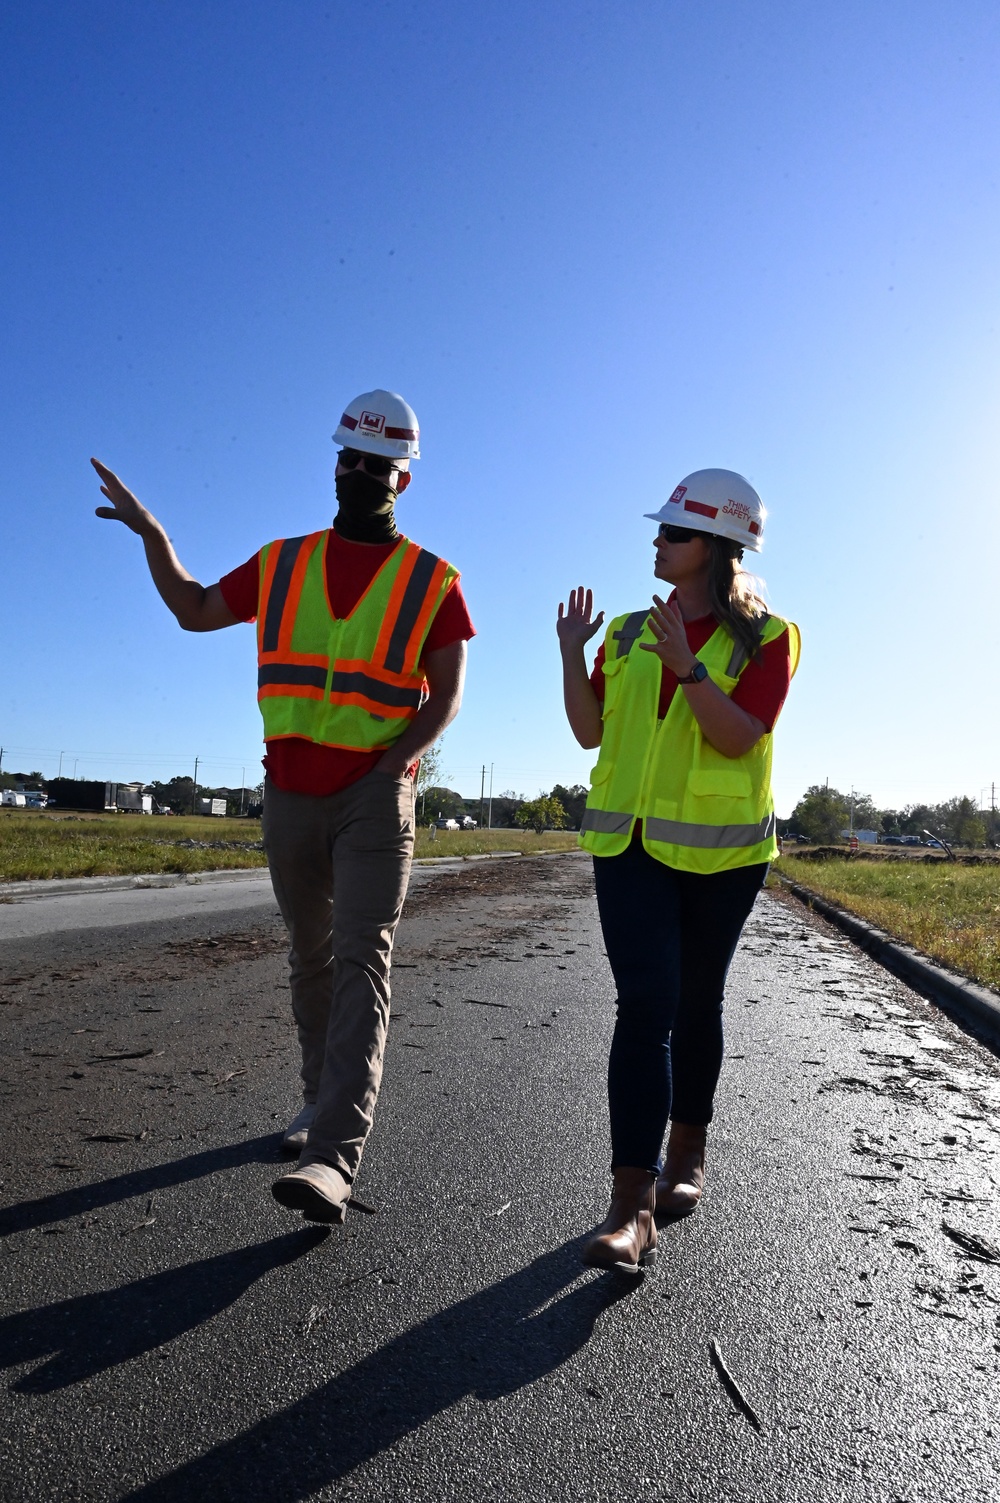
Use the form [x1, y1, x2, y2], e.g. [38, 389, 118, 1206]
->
[678, 661, 708, 685]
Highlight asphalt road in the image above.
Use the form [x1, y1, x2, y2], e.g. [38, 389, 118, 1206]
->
[1, 854, 998, 1503]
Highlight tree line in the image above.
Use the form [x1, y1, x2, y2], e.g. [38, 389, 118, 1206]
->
[419, 782, 589, 832]
[7, 760, 993, 847]
[784, 785, 996, 848]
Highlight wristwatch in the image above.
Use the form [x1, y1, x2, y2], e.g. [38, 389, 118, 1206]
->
[678, 661, 708, 685]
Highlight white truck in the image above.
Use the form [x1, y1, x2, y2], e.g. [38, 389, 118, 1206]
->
[197, 797, 227, 817]
[0, 791, 27, 808]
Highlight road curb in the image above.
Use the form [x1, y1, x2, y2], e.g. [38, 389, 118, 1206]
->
[0, 867, 272, 904]
[413, 849, 582, 867]
[775, 873, 1000, 1043]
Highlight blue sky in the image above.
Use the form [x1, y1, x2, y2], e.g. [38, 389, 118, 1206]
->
[2, 1, 998, 814]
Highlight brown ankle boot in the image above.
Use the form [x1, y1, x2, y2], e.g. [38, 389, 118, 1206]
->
[582, 1167, 657, 1273]
[655, 1122, 707, 1218]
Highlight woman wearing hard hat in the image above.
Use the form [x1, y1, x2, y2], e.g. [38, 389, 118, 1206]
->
[557, 470, 799, 1273]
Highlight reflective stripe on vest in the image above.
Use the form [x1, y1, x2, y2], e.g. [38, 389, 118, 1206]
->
[644, 811, 777, 849]
[579, 608, 799, 873]
[579, 807, 634, 836]
[256, 531, 457, 752]
[580, 808, 775, 849]
[257, 663, 425, 710]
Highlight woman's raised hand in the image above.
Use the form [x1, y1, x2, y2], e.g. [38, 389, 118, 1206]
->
[557, 587, 605, 653]
[641, 592, 699, 677]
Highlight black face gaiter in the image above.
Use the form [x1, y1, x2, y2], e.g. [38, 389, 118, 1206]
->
[333, 470, 399, 543]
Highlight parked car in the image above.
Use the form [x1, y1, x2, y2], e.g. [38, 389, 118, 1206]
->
[881, 834, 904, 845]
[433, 817, 460, 831]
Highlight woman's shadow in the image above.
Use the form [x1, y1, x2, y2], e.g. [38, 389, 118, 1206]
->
[119, 1237, 641, 1503]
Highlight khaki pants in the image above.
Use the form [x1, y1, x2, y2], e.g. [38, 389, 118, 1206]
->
[262, 771, 415, 1181]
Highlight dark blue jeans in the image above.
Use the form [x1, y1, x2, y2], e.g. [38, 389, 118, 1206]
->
[592, 842, 767, 1174]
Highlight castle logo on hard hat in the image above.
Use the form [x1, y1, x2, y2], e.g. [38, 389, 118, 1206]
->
[668, 485, 687, 505]
[359, 410, 386, 437]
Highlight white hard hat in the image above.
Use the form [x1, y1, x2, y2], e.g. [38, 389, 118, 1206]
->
[333, 389, 420, 460]
[645, 469, 765, 552]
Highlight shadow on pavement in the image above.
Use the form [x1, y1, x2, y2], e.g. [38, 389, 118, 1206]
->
[0, 1134, 281, 1237]
[123, 1239, 640, 1502]
[2, 1227, 328, 1392]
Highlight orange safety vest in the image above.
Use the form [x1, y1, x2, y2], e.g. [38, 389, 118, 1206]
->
[256, 530, 457, 752]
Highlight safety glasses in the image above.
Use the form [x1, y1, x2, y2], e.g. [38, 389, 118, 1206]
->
[337, 448, 399, 478]
[658, 523, 704, 543]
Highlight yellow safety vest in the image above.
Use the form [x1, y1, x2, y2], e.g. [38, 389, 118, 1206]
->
[579, 609, 800, 873]
[256, 530, 458, 753]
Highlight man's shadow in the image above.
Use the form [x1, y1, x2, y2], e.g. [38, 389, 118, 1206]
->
[0, 1134, 280, 1237]
[1, 1227, 328, 1392]
[121, 1238, 641, 1503]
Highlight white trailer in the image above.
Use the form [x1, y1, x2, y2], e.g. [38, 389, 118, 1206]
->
[113, 784, 153, 814]
[197, 797, 227, 817]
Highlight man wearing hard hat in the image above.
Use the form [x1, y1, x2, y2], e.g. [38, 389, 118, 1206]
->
[92, 390, 474, 1223]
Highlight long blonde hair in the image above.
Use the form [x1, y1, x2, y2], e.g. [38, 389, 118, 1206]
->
[705, 536, 768, 662]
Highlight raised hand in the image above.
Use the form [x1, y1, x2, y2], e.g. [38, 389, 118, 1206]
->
[91, 458, 150, 535]
[557, 586, 605, 653]
[640, 592, 699, 677]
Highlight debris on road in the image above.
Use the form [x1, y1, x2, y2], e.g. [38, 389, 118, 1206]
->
[709, 1338, 764, 1433]
[91, 1048, 160, 1062]
[941, 1221, 1000, 1264]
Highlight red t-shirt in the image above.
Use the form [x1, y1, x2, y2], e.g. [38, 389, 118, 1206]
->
[219, 530, 475, 796]
[590, 599, 792, 729]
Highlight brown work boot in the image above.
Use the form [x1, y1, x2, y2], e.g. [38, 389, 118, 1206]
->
[655, 1122, 707, 1218]
[581, 1167, 657, 1274]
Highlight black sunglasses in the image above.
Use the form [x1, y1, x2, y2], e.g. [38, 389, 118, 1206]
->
[658, 523, 704, 543]
[337, 448, 399, 478]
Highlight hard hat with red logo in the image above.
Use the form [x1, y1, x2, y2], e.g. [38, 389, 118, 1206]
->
[645, 469, 765, 552]
[333, 390, 420, 461]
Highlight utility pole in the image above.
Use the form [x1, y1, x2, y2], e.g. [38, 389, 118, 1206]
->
[192, 757, 199, 816]
[487, 763, 494, 830]
[0, 747, 4, 777]
[239, 766, 246, 817]
[849, 786, 855, 835]
[479, 764, 486, 829]
[58, 750, 65, 778]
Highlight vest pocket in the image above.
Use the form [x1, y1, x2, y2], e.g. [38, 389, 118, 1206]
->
[682, 767, 753, 825]
[687, 768, 752, 799]
[587, 759, 614, 800]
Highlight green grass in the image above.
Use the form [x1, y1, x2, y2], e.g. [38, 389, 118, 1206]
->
[0, 810, 269, 881]
[775, 853, 1000, 991]
[0, 810, 579, 882]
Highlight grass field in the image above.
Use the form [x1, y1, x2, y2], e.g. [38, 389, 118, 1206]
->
[776, 852, 1000, 991]
[0, 809, 578, 882]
